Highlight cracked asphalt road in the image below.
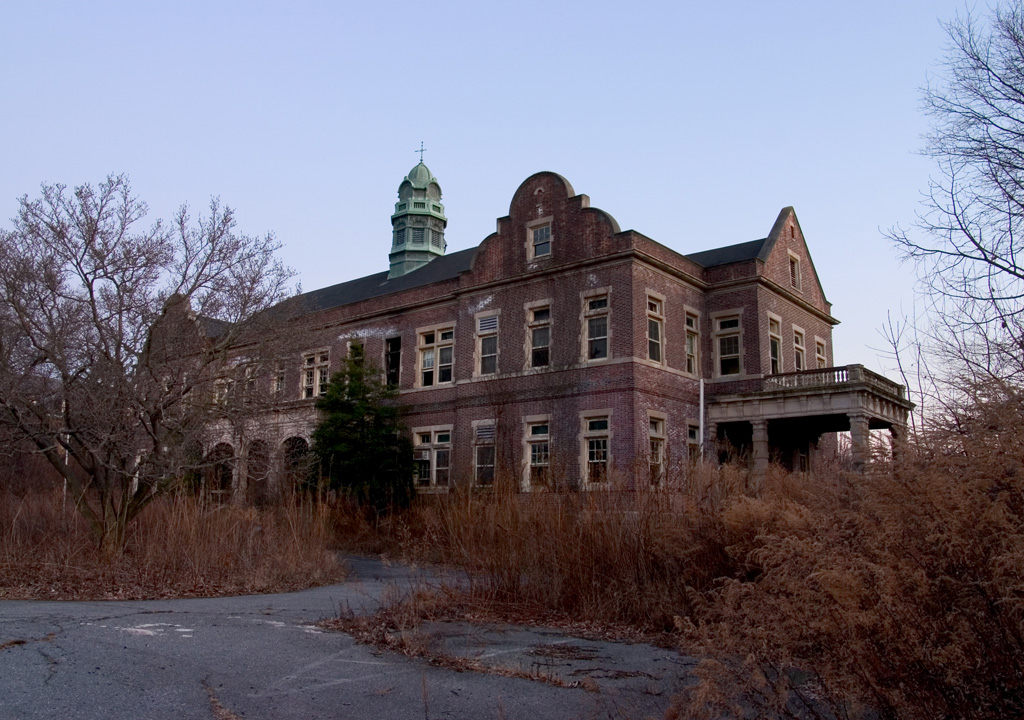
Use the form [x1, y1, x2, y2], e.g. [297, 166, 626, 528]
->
[0, 557, 690, 719]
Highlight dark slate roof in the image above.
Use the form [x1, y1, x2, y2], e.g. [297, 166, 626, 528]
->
[685, 238, 768, 268]
[197, 315, 232, 339]
[293, 247, 477, 313]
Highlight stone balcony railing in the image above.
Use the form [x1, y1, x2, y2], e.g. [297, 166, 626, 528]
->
[761, 364, 907, 402]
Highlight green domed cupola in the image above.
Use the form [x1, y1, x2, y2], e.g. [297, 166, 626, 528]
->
[388, 159, 447, 279]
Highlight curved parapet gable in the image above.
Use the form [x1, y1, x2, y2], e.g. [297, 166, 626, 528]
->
[467, 172, 625, 285]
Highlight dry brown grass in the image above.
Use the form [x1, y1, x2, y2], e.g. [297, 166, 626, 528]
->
[0, 488, 345, 600]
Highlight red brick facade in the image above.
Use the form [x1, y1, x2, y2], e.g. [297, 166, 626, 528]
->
[223, 170, 846, 492]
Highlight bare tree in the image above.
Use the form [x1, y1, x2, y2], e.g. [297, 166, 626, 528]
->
[0, 175, 294, 553]
[889, 2, 1024, 383]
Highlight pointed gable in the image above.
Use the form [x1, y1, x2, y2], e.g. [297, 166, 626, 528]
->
[759, 207, 831, 314]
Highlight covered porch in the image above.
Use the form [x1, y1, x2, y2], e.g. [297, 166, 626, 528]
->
[707, 364, 913, 474]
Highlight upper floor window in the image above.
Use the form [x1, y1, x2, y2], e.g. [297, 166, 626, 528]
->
[302, 351, 330, 399]
[793, 329, 806, 371]
[529, 306, 551, 368]
[419, 328, 454, 387]
[477, 315, 499, 376]
[768, 316, 782, 375]
[715, 316, 741, 376]
[532, 225, 551, 258]
[789, 253, 802, 291]
[647, 297, 664, 364]
[685, 312, 700, 375]
[585, 295, 609, 361]
[385, 337, 402, 386]
[815, 339, 827, 369]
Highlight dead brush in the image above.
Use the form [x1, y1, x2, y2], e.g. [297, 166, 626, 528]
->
[0, 488, 344, 599]
[672, 397, 1024, 720]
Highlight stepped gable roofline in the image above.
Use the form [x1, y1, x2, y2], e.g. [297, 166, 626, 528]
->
[505, 171, 622, 235]
[292, 247, 476, 314]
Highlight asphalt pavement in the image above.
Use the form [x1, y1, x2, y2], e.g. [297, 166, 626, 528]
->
[0, 556, 694, 720]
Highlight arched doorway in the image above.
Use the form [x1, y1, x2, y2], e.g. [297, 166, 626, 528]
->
[280, 437, 312, 498]
[204, 443, 235, 502]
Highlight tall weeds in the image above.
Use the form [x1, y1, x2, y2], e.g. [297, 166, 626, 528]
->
[0, 489, 344, 599]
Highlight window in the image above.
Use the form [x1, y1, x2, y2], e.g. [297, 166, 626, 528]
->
[414, 430, 451, 489]
[715, 316, 741, 376]
[474, 422, 495, 486]
[412, 227, 425, 244]
[687, 424, 701, 462]
[793, 331, 807, 370]
[273, 369, 285, 395]
[815, 339, 827, 369]
[789, 253, 802, 291]
[395, 228, 405, 246]
[526, 420, 550, 488]
[348, 341, 364, 367]
[585, 295, 609, 361]
[302, 351, 330, 398]
[419, 328, 454, 387]
[647, 297, 663, 363]
[794, 329, 805, 371]
[430, 229, 443, 248]
[532, 225, 551, 258]
[477, 315, 499, 376]
[769, 316, 782, 375]
[649, 416, 665, 485]
[583, 415, 610, 484]
[685, 312, 700, 375]
[385, 337, 401, 386]
[528, 306, 551, 368]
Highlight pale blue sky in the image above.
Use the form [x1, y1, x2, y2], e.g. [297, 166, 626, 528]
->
[0, 1, 971, 371]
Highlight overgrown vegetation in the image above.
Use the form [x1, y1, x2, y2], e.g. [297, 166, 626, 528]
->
[312, 344, 414, 516]
[0, 486, 343, 600]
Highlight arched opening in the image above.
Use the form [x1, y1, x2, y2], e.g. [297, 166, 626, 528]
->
[246, 440, 272, 506]
[280, 437, 313, 498]
[204, 442, 235, 503]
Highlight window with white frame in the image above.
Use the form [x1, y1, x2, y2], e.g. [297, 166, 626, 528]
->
[272, 367, 285, 395]
[477, 315, 499, 376]
[649, 416, 666, 485]
[414, 428, 451, 488]
[302, 351, 330, 399]
[583, 415, 610, 484]
[685, 312, 700, 375]
[419, 327, 454, 387]
[526, 420, 550, 487]
[815, 339, 827, 369]
[768, 316, 782, 375]
[585, 295, 609, 361]
[647, 296, 664, 363]
[714, 315, 741, 376]
[531, 224, 551, 258]
[793, 328, 806, 371]
[528, 305, 551, 368]
[474, 422, 496, 486]
[789, 253, 802, 291]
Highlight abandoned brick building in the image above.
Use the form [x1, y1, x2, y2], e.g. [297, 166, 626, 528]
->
[207, 162, 912, 498]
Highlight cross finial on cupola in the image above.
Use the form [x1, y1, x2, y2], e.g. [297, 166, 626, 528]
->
[416, 141, 427, 163]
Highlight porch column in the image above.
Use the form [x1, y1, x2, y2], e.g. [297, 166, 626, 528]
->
[849, 411, 870, 471]
[889, 424, 906, 471]
[751, 418, 769, 488]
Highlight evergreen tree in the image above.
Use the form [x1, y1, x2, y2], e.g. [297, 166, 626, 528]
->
[311, 345, 414, 514]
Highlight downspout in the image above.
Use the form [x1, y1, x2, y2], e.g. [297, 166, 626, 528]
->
[699, 378, 705, 460]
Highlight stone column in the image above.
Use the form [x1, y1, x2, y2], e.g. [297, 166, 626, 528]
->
[889, 424, 905, 471]
[751, 418, 769, 489]
[849, 411, 871, 471]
